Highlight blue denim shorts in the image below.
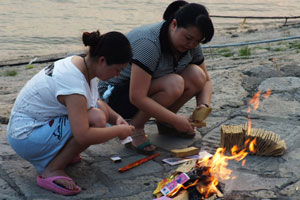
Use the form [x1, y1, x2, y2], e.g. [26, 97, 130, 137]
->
[8, 115, 73, 173]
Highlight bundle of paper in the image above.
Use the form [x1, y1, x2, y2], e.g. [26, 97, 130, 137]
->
[190, 106, 212, 127]
[220, 124, 286, 156]
[171, 147, 200, 158]
[220, 124, 246, 151]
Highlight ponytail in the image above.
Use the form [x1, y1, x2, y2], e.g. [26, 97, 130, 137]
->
[82, 30, 132, 65]
[82, 30, 101, 47]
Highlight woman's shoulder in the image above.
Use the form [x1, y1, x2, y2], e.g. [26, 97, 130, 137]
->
[127, 21, 164, 41]
[52, 56, 84, 82]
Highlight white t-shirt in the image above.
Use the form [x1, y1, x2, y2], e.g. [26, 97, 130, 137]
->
[7, 56, 99, 139]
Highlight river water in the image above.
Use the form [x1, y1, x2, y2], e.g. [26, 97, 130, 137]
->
[0, 0, 299, 62]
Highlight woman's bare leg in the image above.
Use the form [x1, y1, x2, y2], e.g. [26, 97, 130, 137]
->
[129, 74, 184, 151]
[168, 64, 209, 113]
[41, 108, 108, 189]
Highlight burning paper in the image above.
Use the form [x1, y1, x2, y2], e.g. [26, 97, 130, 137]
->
[160, 173, 190, 196]
[220, 89, 286, 156]
[162, 151, 213, 166]
[220, 124, 286, 156]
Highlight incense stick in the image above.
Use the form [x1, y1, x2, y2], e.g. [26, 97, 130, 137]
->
[118, 153, 160, 173]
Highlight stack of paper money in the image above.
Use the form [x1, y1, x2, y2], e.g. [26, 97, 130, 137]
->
[220, 124, 286, 156]
[190, 107, 212, 127]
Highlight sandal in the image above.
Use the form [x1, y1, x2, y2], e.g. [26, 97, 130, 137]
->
[156, 121, 195, 139]
[36, 175, 81, 196]
[125, 141, 155, 155]
[125, 129, 156, 155]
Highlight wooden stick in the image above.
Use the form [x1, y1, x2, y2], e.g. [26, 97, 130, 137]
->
[118, 153, 160, 173]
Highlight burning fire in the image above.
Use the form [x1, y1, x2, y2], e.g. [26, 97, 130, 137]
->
[167, 90, 272, 199]
[198, 89, 272, 198]
[167, 139, 258, 198]
[192, 141, 256, 198]
[247, 90, 272, 134]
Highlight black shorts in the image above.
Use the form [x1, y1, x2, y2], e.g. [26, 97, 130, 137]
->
[100, 81, 138, 120]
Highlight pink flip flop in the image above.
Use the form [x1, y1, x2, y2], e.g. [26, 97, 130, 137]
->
[36, 175, 81, 196]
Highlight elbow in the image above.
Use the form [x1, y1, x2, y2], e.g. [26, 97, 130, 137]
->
[73, 129, 91, 146]
[129, 94, 138, 107]
[74, 135, 90, 146]
[129, 93, 143, 108]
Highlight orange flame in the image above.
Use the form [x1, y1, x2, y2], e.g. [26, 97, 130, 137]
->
[168, 179, 199, 197]
[247, 120, 252, 135]
[247, 91, 261, 135]
[192, 142, 253, 198]
[241, 159, 246, 166]
[248, 90, 261, 111]
[206, 179, 219, 198]
[248, 90, 272, 113]
[249, 138, 257, 153]
[247, 90, 272, 135]
[168, 137, 257, 198]
[262, 89, 272, 99]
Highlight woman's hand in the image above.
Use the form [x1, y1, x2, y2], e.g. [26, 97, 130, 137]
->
[117, 124, 135, 140]
[115, 115, 134, 140]
[173, 115, 194, 133]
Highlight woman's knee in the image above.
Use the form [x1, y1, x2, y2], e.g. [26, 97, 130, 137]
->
[149, 74, 184, 106]
[164, 74, 185, 98]
[88, 108, 107, 128]
[150, 74, 184, 98]
[185, 65, 207, 90]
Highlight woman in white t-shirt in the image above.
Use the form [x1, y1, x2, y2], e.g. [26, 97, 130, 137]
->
[7, 30, 134, 195]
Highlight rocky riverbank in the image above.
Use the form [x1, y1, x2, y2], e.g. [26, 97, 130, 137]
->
[0, 24, 299, 199]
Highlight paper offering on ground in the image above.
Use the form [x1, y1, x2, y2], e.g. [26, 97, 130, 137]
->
[153, 196, 172, 200]
[162, 151, 213, 166]
[175, 159, 197, 173]
[198, 150, 213, 158]
[160, 173, 190, 196]
[162, 157, 191, 166]
[110, 156, 122, 163]
[121, 136, 133, 144]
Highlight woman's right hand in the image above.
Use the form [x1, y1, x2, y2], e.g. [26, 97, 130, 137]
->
[118, 124, 135, 140]
[173, 115, 194, 133]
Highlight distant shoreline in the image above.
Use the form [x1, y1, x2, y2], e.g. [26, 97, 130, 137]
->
[1, 22, 299, 65]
